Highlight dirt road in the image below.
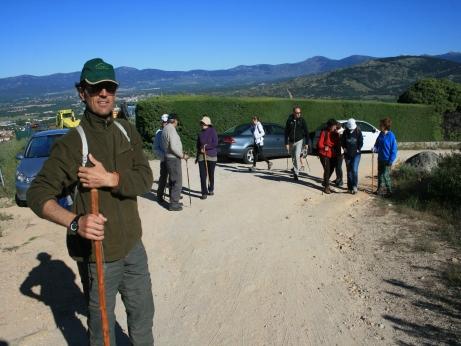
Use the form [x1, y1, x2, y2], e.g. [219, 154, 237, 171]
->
[0, 151, 430, 345]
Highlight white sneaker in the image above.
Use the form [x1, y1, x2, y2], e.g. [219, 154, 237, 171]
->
[352, 187, 358, 194]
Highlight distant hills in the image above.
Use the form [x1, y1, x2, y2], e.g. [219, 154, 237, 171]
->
[229, 55, 461, 101]
[0, 52, 460, 101]
[0, 55, 373, 101]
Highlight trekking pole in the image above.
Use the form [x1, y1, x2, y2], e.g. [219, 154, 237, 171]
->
[286, 147, 289, 171]
[371, 151, 375, 193]
[203, 144, 209, 189]
[185, 159, 192, 206]
[304, 156, 311, 172]
[91, 188, 110, 346]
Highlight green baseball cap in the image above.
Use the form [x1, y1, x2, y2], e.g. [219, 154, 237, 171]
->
[79, 58, 119, 85]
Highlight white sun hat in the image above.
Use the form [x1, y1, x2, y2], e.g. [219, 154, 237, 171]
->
[346, 118, 357, 130]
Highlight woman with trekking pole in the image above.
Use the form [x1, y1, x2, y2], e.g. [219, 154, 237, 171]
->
[195, 115, 218, 199]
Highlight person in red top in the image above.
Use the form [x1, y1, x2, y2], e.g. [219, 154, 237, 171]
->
[317, 119, 340, 194]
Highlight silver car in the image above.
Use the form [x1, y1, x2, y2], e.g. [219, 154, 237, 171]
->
[218, 123, 289, 164]
[15, 129, 69, 206]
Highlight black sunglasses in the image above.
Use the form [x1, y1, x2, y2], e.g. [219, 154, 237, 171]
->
[85, 82, 118, 95]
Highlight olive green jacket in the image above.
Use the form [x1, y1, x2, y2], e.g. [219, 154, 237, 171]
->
[27, 110, 153, 262]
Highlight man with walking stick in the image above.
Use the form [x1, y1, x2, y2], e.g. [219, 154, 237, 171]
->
[162, 113, 189, 211]
[27, 58, 155, 345]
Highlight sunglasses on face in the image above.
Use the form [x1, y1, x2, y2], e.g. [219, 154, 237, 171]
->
[85, 82, 118, 95]
[295, 112, 301, 115]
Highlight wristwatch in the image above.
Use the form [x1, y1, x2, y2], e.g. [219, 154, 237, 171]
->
[68, 214, 82, 236]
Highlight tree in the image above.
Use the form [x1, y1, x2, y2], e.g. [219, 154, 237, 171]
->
[398, 78, 461, 113]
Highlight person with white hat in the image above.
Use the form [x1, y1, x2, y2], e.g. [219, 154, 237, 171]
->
[341, 118, 363, 194]
[154, 113, 170, 203]
[195, 115, 218, 199]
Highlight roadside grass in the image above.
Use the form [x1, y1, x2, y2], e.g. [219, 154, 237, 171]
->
[0, 139, 26, 200]
[390, 152, 461, 285]
[391, 152, 461, 232]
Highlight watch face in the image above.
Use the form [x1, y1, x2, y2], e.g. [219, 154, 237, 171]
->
[70, 221, 78, 232]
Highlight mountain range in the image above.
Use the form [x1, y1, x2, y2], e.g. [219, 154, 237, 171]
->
[0, 52, 460, 101]
[229, 55, 461, 101]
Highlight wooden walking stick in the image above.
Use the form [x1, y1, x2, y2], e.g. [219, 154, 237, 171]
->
[203, 144, 209, 188]
[91, 188, 110, 346]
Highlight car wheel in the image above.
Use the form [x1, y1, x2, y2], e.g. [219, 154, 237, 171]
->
[243, 147, 254, 164]
[15, 194, 27, 207]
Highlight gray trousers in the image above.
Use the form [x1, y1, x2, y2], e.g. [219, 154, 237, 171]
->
[157, 160, 168, 199]
[290, 139, 304, 175]
[166, 157, 182, 204]
[78, 241, 154, 346]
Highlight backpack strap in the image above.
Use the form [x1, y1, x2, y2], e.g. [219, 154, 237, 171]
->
[114, 120, 131, 143]
[76, 125, 88, 167]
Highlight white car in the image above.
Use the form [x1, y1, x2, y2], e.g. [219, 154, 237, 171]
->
[311, 120, 380, 152]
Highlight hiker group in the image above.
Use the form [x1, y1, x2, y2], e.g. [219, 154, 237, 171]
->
[26, 58, 398, 345]
[152, 104, 398, 211]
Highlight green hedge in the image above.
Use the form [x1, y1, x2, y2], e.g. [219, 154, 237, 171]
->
[135, 96, 442, 153]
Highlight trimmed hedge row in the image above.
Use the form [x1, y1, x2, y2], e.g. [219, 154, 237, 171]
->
[135, 96, 442, 153]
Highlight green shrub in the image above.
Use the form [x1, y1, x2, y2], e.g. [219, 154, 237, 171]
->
[136, 96, 441, 153]
[0, 139, 26, 199]
[428, 152, 461, 205]
[392, 152, 461, 221]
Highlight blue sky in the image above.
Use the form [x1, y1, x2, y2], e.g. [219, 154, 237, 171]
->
[0, 0, 460, 78]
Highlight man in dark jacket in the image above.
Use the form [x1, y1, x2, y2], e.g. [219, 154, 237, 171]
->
[27, 58, 155, 345]
[284, 106, 309, 180]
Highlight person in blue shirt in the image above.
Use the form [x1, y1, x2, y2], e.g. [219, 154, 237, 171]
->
[373, 117, 398, 196]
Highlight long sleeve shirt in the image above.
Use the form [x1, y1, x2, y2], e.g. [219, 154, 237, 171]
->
[162, 123, 184, 159]
[374, 130, 398, 164]
[196, 127, 218, 158]
[251, 122, 265, 145]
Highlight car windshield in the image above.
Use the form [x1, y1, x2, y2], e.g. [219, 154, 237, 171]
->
[25, 135, 63, 158]
[234, 124, 251, 135]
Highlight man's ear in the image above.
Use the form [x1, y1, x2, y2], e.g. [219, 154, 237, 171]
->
[77, 87, 86, 103]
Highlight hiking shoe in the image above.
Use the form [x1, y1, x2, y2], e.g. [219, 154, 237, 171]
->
[200, 194, 207, 200]
[169, 203, 183, 211]
[268, 162, 273, 170]
[208, 191, 214, 196]
[335, 181, 343, 187]
[324, 187, 331, 194]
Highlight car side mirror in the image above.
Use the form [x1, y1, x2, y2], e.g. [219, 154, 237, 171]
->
[372, 129, 376, 133]
[16, 153, 24, 160]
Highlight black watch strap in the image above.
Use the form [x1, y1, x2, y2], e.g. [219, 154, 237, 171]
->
[69, 214, 82, 235]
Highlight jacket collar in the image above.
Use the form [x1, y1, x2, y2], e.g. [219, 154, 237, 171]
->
[82, 108, 114, 131]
